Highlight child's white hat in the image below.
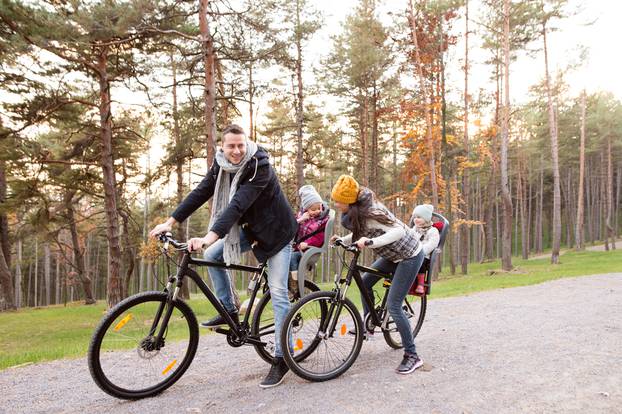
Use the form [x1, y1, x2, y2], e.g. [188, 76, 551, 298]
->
[413, 204, 434, 222]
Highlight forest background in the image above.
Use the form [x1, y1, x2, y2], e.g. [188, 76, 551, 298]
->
[0, 0, 621, 311]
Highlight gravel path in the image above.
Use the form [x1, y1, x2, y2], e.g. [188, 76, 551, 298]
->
[2, 273, 621, 414]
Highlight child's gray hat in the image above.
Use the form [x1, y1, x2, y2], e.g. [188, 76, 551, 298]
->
[299, 185, 322, 211]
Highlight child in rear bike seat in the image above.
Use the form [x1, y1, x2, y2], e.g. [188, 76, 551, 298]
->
[329, 175, 425, 375]
[289, 185, 329, 297]
[409, 204, 440, 295]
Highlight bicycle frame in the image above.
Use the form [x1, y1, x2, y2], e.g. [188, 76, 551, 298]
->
[333, 247, 393, 329]
[154, 249, 269, 348]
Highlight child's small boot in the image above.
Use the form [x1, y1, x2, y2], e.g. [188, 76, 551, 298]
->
[288, 271, 299, 301]
[414, 273, 426, 296]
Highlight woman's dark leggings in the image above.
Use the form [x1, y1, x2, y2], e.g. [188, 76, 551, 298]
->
[360, 250, 424, 355]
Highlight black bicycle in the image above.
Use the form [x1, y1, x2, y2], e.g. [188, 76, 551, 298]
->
[280, 239, 426, 382]
[88, 233, 319, 399]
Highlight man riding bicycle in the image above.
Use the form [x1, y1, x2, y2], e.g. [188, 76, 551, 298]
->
[149, 124, 296, 388]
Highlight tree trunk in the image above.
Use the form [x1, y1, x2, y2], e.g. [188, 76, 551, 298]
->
[27, 263, 31, 307]
[119, 210, 136, 298]
[357, 87, 369, 186]
[575, 90, 586, 250]
[408, 0, 438, 206]
[485, 174, 495, 261]
[64, 191, 96, 304]
[0, 159, 14, 309]
[371, 83, 380, 193]
[537, 154, 544, 253]
[519, 159, 528, 259]
[461, 0, 470, 273]
[294, 0, 305, 189]
[527, 171, 532, 256]
[616, 166, 621, 237]
[248, 62, 255, 140]
[0, 160, 10, 270]
[500, 0, 513, 271]
[15, 239, 22, 308]
[34, 238, 40, 306]
[0, 239, 15, 309]
[199, 0, 217, 166]
[171, 53, 190, 299]
[392, 122, 398, 196]
[606, 134, 616, 248]
[55, 252, 61, 305]
[44, 242, 51, 306]
[96, 48, 123, 307]
[542, 22, 561, 264]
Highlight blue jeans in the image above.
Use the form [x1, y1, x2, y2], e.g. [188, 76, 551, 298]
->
[204, 232, 292, 357]
[289, 250, 303, 272]
[360, 251, 424, 355]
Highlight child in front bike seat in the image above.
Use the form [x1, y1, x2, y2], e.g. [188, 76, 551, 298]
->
[289, 185, 329, 298]
[330, 174, 425, 375]
[409, 204, 440, 295]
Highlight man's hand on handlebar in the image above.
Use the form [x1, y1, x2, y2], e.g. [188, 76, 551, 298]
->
[187, 231, 219, 253]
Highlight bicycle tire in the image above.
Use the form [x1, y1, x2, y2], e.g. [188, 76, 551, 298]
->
[88, 291, 199, 399]
[281, 291, 364, 382]
[382, 294, 427, 349]
[251, 279, 320, 363]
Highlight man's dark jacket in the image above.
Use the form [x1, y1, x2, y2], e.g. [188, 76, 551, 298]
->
[171, 147, 297, 263]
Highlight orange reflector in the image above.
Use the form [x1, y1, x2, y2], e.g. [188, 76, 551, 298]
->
[340, 324, 347, 336]
[114, 314, 133, 332]
[162, 359, 177, 375]
[294, 338, 304, 351]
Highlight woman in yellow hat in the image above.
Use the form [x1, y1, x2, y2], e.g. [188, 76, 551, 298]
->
[330, 174, 425, 375]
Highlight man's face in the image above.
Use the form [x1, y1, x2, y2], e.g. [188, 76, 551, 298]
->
[222, 133, 246, 165]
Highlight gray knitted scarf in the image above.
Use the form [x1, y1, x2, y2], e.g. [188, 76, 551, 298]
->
[209, 140, 258, 264]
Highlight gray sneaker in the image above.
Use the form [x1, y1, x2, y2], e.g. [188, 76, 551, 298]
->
[396, 353, 423, 374]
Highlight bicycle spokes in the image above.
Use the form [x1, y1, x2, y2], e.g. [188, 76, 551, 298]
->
[95, 297, 196, 394]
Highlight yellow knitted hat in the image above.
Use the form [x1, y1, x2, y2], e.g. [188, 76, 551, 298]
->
[331, 175, 360, 204]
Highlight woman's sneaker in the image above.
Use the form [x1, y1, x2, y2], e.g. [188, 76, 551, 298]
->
[396, 353, 423, 374]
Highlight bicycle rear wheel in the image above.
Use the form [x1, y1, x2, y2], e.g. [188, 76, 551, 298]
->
[281, 291, 364, 382]
[382, 294, 427, 349]
[88, 291, 199, 399]
[251, 279, 320, 363]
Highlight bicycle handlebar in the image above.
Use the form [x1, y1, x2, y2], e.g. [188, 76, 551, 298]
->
[333, 238, 373, 252]
[157, 232, 188, 250]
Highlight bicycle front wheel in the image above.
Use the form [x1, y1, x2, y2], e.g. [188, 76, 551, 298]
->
[382, 294, 427, 349]
[281, 291, 364, 382]
[88, 291, 199, 399]
[251, 279, 320, 363]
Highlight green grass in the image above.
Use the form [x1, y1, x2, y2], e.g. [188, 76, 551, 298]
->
[430, 249, 622, 299]
[1, 248, 621, 371]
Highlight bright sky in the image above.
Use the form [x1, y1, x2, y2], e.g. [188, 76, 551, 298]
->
[156, 0, 622, 198]
[307, 0, 622, 104]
